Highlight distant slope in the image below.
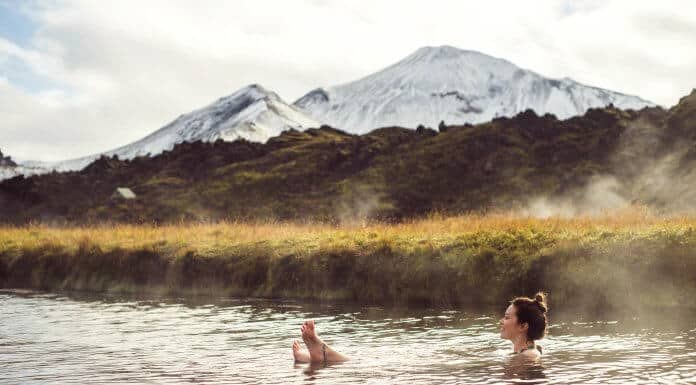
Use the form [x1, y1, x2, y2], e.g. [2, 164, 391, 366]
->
[15, 84, 320, 175]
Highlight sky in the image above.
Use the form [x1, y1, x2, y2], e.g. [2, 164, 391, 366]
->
[1, 0, 695, 161]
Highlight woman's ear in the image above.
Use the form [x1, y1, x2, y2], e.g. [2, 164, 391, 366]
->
[518, 322, 529, 333]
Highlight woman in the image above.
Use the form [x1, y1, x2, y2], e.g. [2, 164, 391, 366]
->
[500, 292, 548, 359]
[292, 292, 548, 363]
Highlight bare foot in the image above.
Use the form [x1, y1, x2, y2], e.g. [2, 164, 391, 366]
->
[292, 339, 311, 362]
[301, 320, 326, 362]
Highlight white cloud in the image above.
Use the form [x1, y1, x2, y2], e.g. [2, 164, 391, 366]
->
[0, 0, 695, 161]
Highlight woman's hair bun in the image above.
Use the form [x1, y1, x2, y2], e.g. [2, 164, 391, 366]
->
[534, 292, 548, 313]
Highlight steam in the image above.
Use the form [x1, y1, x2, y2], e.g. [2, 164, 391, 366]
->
[521, 110, 696, 217]
[522, 176, 629, 218]
[335, 184, 385, 226]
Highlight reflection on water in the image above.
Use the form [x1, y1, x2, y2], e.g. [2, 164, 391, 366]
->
[1, 290, 695, 384]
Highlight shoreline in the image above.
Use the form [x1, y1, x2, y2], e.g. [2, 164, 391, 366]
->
[2, 214, 696, 312]
[3, 288, 695, 325]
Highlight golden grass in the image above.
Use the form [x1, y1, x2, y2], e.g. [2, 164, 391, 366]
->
[3, 206, 696, 309]
[1, 205, 694, 254]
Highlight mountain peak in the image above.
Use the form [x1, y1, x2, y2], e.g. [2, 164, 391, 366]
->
[242, 83, 272, 94]
[12, 84, 320, 176]
[413, 45, 471, 56]
[400, 45, 515, 71]
[294, 45, 655, 133]
[217, 84, 279, 104]
[410, 45, 491, 60]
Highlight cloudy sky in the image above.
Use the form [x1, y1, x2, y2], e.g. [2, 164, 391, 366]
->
[1, 0, 695, 161]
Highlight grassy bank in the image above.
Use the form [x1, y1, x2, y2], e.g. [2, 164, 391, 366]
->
[1, 209, 695, 311]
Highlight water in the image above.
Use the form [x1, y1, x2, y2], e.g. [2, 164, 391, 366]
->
[1, 290, 695, 384]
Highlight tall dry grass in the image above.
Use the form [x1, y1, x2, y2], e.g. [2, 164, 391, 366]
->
[1, 205, 691, 252]
[2, 206, 696, 310]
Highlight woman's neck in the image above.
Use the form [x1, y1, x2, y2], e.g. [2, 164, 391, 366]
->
[512, 335, 533, 353]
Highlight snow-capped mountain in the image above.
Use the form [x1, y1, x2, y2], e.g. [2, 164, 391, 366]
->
[24, 84, 320, 173]
[294, 45, 656, 133]
[4, 46, 659, 181]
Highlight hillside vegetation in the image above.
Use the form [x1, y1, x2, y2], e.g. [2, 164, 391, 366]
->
[1, 90, 695, 224]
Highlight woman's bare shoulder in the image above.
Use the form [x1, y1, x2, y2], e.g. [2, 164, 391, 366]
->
[513, 349, 541, 361]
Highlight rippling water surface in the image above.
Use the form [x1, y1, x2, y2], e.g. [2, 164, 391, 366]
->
[1, 290, 695, 384]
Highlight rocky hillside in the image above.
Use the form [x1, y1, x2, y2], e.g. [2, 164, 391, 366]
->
[0, 90, 694, 224]
[0, 149, 18, 181]
[0, 149, 16, 167]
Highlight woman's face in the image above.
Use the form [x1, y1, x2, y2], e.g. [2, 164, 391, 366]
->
[500, 304, 525, 340]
